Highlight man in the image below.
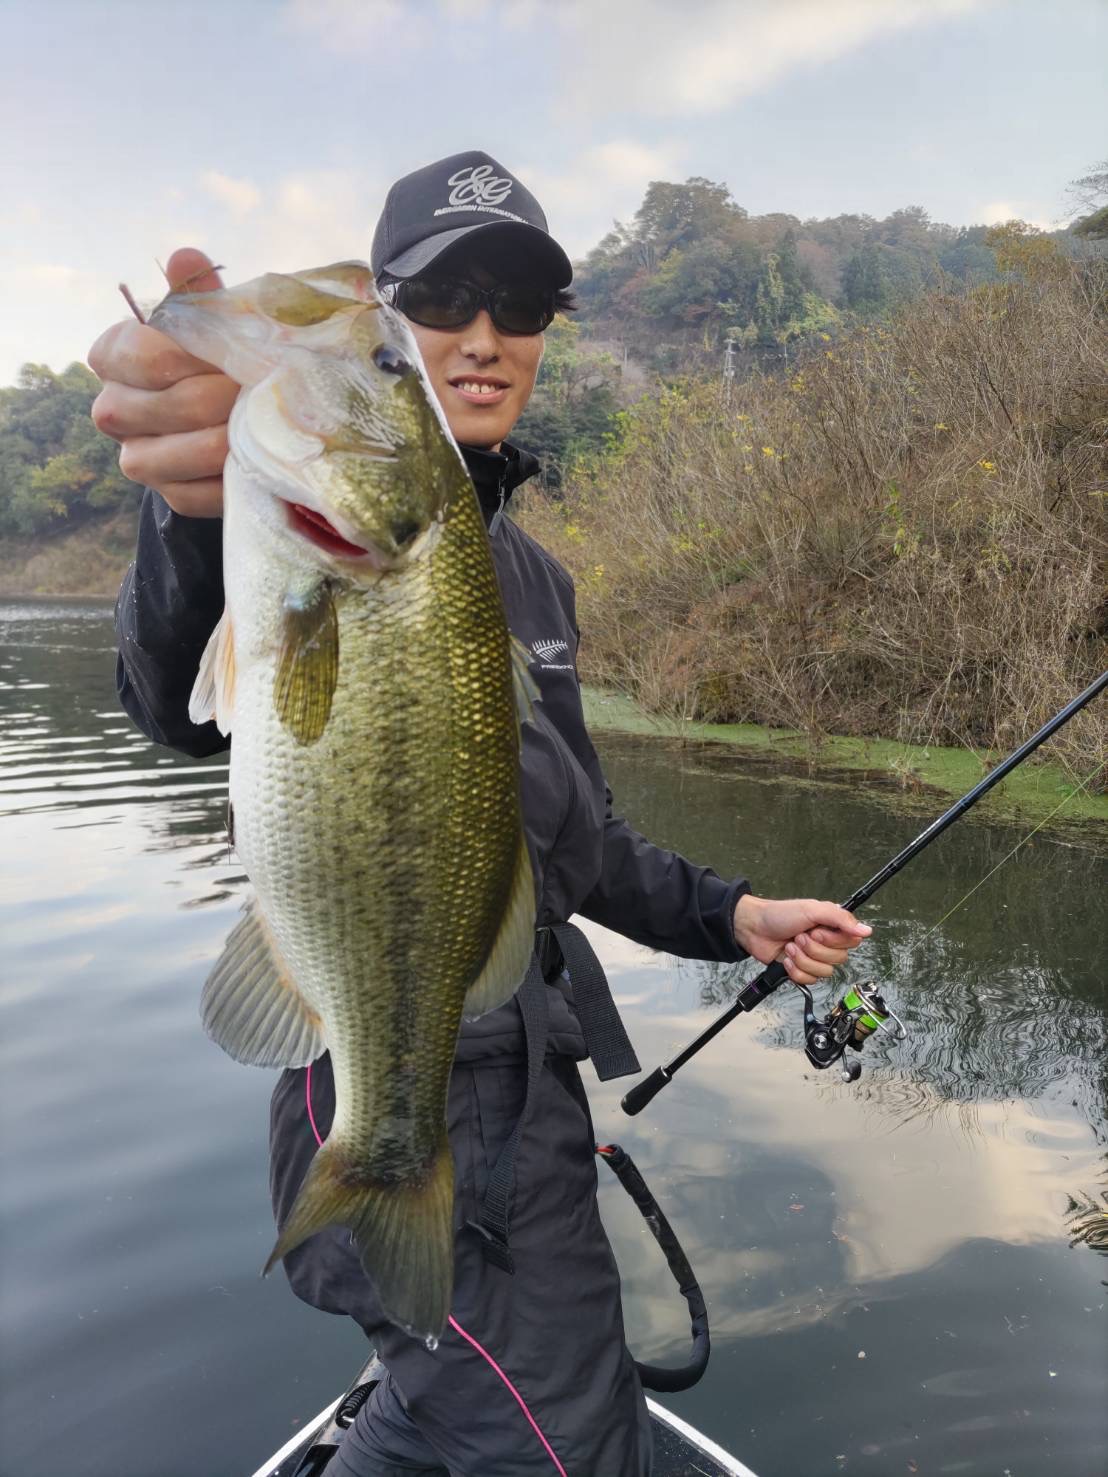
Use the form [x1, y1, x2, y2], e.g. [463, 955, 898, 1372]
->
[90, 151, 870, 1477]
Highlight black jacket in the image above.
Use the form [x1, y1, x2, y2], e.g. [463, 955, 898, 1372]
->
[115, 443, 751, 966]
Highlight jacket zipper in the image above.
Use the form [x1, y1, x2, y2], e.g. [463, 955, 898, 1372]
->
[488, 470, 508, 538]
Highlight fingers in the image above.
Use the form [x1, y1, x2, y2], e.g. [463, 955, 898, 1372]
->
[155, 478, 225, 519]
[118, 425, 229, 488]
[809, 925, 867, 951]
[88, 319, 219, 390]
[165, 247, 224, 294]
[88, 249, 225, 388]
[784, 933, 846, 983]
[780, 948, 822, 987]
[92, 372, 238, 440]
[811, 904, 872, 940]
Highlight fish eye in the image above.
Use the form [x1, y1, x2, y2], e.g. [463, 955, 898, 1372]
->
[373, 345, 412, 377]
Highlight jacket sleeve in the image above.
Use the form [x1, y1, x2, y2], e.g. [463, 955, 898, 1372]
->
[115, 487, 228, 757]
[579, 782, 752, 964]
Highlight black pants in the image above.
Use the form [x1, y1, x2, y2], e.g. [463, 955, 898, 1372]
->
[270, 995, 652, 1476]
[329, 1371, 447, 1477]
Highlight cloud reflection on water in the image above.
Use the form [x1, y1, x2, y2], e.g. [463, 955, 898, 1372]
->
[577, 916, 1106, 1367]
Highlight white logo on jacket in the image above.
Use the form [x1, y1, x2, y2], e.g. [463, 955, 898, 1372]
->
[532, 637, 572, 671]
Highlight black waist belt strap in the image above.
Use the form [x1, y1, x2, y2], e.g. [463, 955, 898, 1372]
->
[548, 922, 641, 1080]
[472, 923, 640, 1272]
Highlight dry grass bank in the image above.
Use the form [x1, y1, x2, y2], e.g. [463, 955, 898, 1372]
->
[519, 263, 1108, 781]
[0, 510, 137, 598]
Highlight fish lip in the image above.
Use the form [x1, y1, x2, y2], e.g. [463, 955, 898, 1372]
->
[285, 501, 392, 566]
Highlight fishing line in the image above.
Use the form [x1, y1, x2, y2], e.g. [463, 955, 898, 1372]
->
[912, 759, 1105, 949]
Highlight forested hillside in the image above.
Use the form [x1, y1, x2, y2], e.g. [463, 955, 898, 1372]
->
[2, 167, 1105, 639]
[518, 238, 1108, 776]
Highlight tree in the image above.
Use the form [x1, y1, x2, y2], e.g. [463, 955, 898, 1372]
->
[0, 362, 134, 535]
[633, 177, 746, 254]
[775, 229, 808, 323]
[512, 319, 621, 488]
[985, 221, 1067, 282]
[1066, 158, 1108, 240]
[752, 253, 786, 346]
[842, 247, 889, 313]
[938, 228, 999, 282]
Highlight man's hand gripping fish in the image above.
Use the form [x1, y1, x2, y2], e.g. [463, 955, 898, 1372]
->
[149, 263, 537, 1343]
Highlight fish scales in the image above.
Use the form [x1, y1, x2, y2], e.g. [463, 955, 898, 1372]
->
[149, 262, 536, 1340]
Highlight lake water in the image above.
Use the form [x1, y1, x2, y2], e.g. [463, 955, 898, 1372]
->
[1, 598, 1105, 1477]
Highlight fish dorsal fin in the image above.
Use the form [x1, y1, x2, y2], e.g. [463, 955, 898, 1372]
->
[202, 899, 324, 1068]
[463, 833, 536, 1020]
[189, 608, 236, 734]
[274, 584, 339, 745]
[291, 261, 376, 303]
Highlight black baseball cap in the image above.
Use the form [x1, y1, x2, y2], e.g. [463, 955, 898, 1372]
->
[371, 150, 573, 288]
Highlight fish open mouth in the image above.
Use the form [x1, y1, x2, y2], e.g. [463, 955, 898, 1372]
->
[288, 503, 370, 557]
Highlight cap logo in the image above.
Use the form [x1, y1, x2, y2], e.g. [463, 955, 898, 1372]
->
[447, 164, 513, 208]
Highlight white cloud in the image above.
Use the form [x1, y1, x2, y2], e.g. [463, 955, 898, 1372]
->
[281, 0, 431, 50]
[278, 0, 995, 119]
[200, 171, 262, 217]
[552, 0, 995, 116]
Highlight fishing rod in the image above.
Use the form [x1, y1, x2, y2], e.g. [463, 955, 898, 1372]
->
[622, 669, 1108, 1115]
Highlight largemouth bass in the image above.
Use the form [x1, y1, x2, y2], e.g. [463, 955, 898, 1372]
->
[149, 262, 536, 1341]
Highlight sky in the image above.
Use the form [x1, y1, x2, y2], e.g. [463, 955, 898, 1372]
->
[0, 0, 1104, 386]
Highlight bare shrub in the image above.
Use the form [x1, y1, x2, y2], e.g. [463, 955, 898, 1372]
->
[518, 261, 1108, 781]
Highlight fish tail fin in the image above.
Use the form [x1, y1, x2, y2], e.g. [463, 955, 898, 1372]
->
[265, 1136, 455, 1341]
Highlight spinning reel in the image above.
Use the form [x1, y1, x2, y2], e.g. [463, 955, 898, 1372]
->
[796, 980, 907, 1083]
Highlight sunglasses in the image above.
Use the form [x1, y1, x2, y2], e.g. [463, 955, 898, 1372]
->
[381, 276, 556, 336]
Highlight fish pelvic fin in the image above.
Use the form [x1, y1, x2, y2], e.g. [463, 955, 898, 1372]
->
[274, 584, 339, 745]
[463, 832, 536, 1020]
[202, 899, 324, 1068]
[189, 607, 236, 733]
[265, 1136, 455, 1343]
[510, 634, 540, 726]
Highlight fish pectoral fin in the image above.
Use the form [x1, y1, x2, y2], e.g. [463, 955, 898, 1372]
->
[202, 899, 324, 1068]
[510, 635, 540, 727]
[189, 608, 236, 734]
[265, 1137, 454, 1343]
[274, 584, 339, 745]
[463, 834, 536, 1020]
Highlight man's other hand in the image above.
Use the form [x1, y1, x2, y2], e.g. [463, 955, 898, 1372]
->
[733, 894, 872, 986]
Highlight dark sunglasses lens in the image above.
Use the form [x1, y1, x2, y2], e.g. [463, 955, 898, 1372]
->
[400, 278, 479, 328]
[492, 286, 554, 334]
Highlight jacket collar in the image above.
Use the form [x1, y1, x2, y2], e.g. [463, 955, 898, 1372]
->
[462, 442, 541, 528]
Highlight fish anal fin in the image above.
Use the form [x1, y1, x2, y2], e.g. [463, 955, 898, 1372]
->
[463, 834, 536, 1020]
[202, 900, 323, 1068]
[189, 608, 236, 733]
[274, 585, 339, 745]
[265, 1137, 454, 1342]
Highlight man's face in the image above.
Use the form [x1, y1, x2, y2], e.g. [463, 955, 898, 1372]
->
[398, 247, 546, 451]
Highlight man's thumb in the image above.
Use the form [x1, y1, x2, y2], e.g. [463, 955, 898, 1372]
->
[164, 247, 224, 294]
